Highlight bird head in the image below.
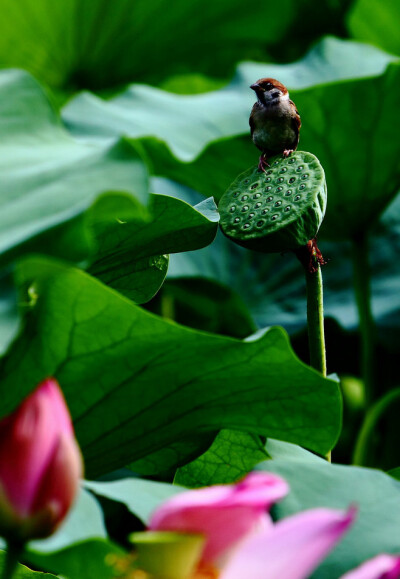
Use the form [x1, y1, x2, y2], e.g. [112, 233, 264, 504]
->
[250, 78, 289, 106]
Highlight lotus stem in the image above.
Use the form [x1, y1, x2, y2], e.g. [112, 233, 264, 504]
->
[296, 244, 329, 461]
[2, 542, 23, 579]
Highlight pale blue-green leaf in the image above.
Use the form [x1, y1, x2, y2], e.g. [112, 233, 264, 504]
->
[29, 487, 106, 553]
[259, 457, 400, 578]
[234, 36, 398, 89]
[0, 69, 148, 264]
[85, 478, 182, 524]
[64, 37, 398, 160]
[0, 275, 19, 355]
[265, 438, 323, 463]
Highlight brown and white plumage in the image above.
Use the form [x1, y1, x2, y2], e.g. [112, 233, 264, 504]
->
[249, 78, 301, 171]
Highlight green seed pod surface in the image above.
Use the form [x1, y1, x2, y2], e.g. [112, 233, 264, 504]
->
[219, 151, 327, 253]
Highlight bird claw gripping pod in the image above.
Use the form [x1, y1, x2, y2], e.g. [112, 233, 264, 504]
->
[219, 151, 327, 255]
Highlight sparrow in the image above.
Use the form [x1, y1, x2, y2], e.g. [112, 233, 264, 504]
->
[249, 78, 301, 172]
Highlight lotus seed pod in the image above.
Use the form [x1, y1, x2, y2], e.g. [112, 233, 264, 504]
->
[219, 152, 327, 253]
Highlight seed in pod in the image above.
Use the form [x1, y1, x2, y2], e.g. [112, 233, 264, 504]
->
[218, 151, 327, 253]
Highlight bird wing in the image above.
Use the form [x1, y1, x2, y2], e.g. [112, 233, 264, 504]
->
[289, 99, 301, 149]
[249, 102, 260, 137]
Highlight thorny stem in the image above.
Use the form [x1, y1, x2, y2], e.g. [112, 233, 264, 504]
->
[351, 231, 375, 408]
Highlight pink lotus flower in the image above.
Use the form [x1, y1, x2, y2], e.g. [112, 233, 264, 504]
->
[218, 505, 356, 579]
[0, 378, 83, 541]
[149, 471, 289, 565]
[341, 555, 400, 579]
[147, 473, 400, 579]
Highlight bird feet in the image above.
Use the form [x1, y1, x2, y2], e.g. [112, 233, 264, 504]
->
[282, 149, 294, 158]
[257, 153, 270, 173]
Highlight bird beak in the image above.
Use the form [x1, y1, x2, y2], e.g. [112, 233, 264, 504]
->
[250, 83, 259, 91]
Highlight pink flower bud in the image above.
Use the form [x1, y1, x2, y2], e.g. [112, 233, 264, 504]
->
[149, 471, 289, 565]
[0, 378, 83, 541]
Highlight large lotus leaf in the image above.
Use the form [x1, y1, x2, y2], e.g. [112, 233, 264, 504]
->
[27, 540, 125, 579]
[64, 84, 249, 161]
[28, 488, 106, 553]
[85, 478, 183, 524]
[0, 555, 57, 578]
[259, 451, 400, 578]
[62, 36, 398, 157]
[293, 65, 400, 239]
[1, 259, 341, 478]
[127, 432, 218, 478]
[64, 38, 397, 160]
[388, 468, 400, 481]
[0, 0, 296, 90]
[174, 429, 269, 487]
[0, 69, 149, 266]
[347, 0, 400, 56]
[87, 194, 218, 303]
[233, 36, 398, 89]
[174, 436, 323, 489]
[0, 275, 20, 355]
[155, 277, 256, 339]
[86, 192, 166, 303]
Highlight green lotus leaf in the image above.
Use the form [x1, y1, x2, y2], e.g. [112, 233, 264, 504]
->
[1, 259, 342, 477]
[348, 0, 400, 56]
[0, 0, 296, 89]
